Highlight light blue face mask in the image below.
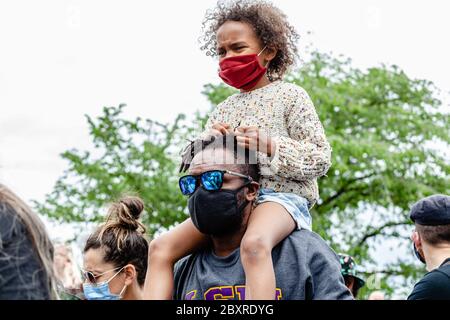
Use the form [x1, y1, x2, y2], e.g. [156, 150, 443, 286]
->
[83, 267, 127, 300]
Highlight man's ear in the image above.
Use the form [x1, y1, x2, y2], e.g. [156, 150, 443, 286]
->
[245, 182, 260, 202]
[123, 264, 137, 286]
[412, 231, 423, 249]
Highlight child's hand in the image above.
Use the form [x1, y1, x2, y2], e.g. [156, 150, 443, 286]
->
[234, 126, 276, 157]
[209, 123, 233, 137]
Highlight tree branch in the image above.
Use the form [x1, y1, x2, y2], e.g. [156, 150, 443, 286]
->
[360, 269, 405, 276]
[319, 172, 377, 208]
[356, 220, 410, 247]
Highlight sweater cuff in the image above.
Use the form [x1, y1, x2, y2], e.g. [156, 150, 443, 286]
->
[268, 136, 283, 175]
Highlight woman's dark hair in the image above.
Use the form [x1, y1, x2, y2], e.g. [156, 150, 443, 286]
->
[200, 0, 300, 81]
[84, 196, 149, 286]
[0, 184, 57, 299]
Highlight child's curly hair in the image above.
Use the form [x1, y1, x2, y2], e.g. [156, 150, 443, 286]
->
[200, 0, 300, 81]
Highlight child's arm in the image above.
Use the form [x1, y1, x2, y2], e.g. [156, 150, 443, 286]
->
[266, 87, 331, 181]
[234, 87, 331, 181]
[143, 218, 209, 299]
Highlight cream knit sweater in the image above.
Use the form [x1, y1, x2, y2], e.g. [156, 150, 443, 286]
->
[199, 80, 332, 208]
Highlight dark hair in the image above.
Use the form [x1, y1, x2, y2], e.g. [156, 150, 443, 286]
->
[416, 224, 450, 246]
[84, 196, 149, 286]
[200, 0, 299, 81]
[180, 134, 260, 182]
[344, 276, 361, 298]
[0, 184, 57, 299]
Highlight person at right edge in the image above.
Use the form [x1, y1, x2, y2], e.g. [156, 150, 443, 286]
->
[408, 194, 450, 300]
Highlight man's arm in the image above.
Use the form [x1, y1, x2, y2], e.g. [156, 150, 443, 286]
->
[306, 232, 354, 300]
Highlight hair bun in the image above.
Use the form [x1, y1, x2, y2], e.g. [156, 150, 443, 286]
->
[106, 196, 145, 232]
[119, 197, 144, 220]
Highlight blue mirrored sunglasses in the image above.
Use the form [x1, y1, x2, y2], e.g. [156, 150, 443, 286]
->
[179, 170, 252, 196]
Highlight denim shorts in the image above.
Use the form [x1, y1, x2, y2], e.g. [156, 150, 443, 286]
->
[255, 188, 312, 231]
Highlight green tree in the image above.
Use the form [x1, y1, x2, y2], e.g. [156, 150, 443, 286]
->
[202, 51, 449, 298]
[37, 51, 449, 298]
[35, 104, 191, 235]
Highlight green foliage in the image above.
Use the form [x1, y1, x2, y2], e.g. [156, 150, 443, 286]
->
[35, 104, 190, 235]
[202, 83, 238, 107]
[37, 51, 449, 297]
[202, 51, 449, 297]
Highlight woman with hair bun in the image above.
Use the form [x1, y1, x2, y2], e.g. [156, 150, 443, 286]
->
[82, 196, 149, 300]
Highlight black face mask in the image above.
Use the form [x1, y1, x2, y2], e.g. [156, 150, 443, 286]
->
[188, 184, 249, 236]
[413, 243, 426, 264]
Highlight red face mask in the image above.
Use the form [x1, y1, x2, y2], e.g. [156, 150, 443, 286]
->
[218, 46, 267, 91]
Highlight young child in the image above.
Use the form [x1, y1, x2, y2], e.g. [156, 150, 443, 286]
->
[145, 0, 331, 300]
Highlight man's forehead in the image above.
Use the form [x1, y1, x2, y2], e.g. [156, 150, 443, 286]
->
[189, 148, 236, 175]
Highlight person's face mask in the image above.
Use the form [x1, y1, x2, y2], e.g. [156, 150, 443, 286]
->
[188, 184, 250, 236]
[218, 46, 268, 91]
[83, 267, 127, 300]
[413, 243, 426, 264]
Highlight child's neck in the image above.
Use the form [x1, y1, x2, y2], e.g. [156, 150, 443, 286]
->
[240, 75, 271, 93]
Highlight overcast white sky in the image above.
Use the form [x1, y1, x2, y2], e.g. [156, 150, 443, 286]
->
[1, 0, 449, 238]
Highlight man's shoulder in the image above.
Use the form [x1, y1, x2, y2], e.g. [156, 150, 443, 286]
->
[174, 252, 205, 279]
[282, 229, 352, 300]
[285, 229, 329, 247]
[422, 266, 450, 283]
[175, 231, 329, 261]
[408, 267, 450, 300]
[173, 230, 325, 273]
[280, 229, 337, 260]
[173, 254, 199, 300]
[174, 254, 195, 274]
